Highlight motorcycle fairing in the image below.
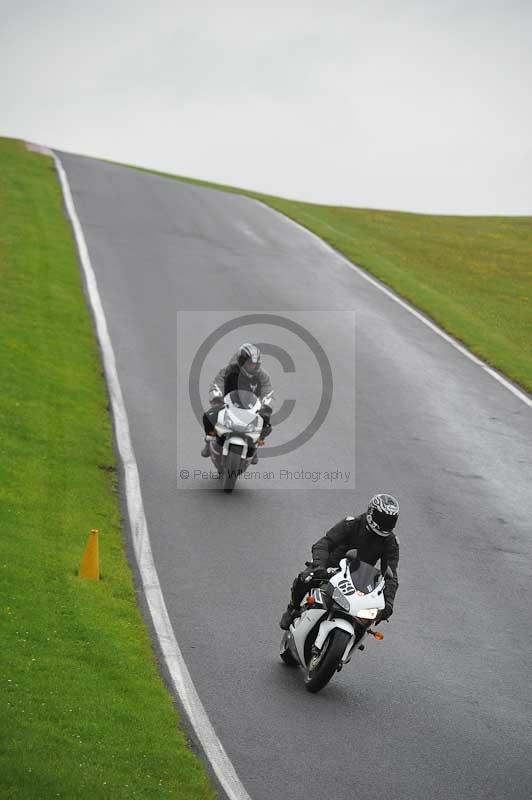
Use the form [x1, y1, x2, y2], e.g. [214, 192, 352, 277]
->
[313, 619, 356, 664]
[331, 558, 386, 617]
[291, 607, 326, 665]
[212, 396, 264, 469]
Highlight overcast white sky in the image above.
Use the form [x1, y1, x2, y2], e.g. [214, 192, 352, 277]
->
[1, 0, 531, 213]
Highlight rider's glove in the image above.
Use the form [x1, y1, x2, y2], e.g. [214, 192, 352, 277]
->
[300, 565, 328, 583]
[209, 387, 224, 406]
[375, 605, 393, 625]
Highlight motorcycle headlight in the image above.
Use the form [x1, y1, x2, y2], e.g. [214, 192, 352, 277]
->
[332, 587, 350, 612]
[355, 608, 378, 620]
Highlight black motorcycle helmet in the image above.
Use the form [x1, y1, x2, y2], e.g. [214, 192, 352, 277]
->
[366, 493, 399, 537]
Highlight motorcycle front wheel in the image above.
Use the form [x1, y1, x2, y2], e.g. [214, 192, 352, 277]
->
[222, 444, 243, 493]
[304, 629, 351, 693]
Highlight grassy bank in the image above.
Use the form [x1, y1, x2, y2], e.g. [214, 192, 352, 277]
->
[133, 165, 532, 394]
[263, 200, 532, 393]
[0, 137, 215, 799]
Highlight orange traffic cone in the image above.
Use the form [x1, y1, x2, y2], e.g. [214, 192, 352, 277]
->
[79, 529, 100, 580]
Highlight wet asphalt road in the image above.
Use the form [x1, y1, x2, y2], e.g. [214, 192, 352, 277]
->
[58, 151, 532, 800]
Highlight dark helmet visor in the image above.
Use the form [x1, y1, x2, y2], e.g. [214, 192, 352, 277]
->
[372, 508, 398, 532]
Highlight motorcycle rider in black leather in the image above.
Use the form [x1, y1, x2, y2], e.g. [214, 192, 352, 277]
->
[201, 343, 274, 464]
[279, 494, 400, 629]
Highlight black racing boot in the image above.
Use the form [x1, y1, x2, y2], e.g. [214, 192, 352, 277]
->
[279, 603, 297, 630]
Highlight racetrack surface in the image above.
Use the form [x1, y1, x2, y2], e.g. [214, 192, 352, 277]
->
[58, 152, 532, 800]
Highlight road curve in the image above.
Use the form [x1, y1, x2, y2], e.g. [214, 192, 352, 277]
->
[58, 151, 532, 800]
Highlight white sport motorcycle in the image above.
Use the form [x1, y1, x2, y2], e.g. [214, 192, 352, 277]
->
[207, 389, 270, 493]
[279, 550, 391, 693]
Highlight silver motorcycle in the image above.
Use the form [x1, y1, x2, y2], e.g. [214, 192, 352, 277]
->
[206, 389, 268, 493]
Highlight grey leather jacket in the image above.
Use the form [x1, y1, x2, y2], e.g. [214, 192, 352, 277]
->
[209, 354, 273, 407]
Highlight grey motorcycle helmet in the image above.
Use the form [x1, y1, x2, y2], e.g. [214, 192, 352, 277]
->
[237, 343, 261, 378]
[366, 493, 399, 537]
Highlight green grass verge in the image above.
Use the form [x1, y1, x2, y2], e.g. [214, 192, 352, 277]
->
[127, 164, 532, 394]
[0, 137, 216, 799]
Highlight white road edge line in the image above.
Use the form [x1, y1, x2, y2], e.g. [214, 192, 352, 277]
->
[52, 152, 253, 800]
[255, 200, 532, 409]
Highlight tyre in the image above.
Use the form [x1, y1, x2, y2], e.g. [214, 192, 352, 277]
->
[304, 629, 351, 693]
[222, 445, 243, 493]
[280, 634, 298, 666]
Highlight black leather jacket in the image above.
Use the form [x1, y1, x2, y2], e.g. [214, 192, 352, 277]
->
[311, 513, 400, 614]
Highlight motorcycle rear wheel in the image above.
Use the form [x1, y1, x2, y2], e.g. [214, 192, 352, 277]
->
[304, 629, 351, 693]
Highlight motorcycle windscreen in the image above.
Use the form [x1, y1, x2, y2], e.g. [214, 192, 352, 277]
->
[348, 560, 382, 594]
[227, 389, 259, 409]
